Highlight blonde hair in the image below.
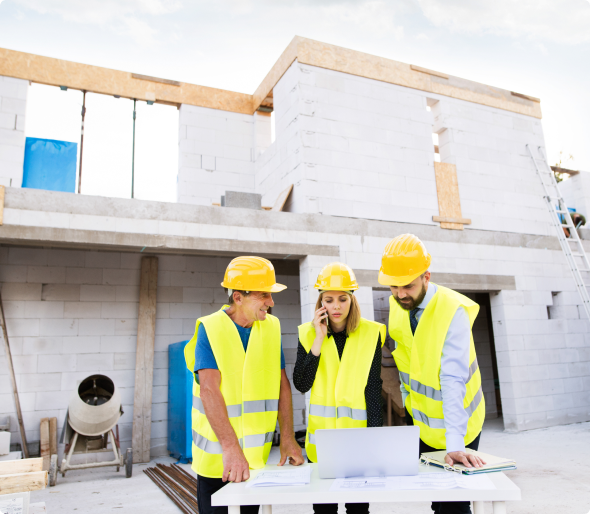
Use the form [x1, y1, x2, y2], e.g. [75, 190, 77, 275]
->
[315, 291, 362, 334]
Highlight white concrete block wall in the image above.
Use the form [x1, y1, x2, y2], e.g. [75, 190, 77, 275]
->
[0, 75, 28, 188]
[0, 247, 304, 456]
[558, 171, 590, 220]
[433, 100, 549, 236]
[255, 61, 550, 236]
[178, 105, 256, 206]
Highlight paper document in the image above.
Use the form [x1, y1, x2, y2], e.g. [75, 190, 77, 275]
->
[246, 465, 311, 488]
[0, 497, 24, 514]
[330, 477, 388, 491]
[330, 473, 495, 492]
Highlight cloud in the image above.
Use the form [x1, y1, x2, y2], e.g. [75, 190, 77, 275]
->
[12, 0, 182, 45]
[416, 0, 590, 45]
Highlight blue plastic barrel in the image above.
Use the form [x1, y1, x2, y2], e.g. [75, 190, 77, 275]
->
[167, 341, 193, 463]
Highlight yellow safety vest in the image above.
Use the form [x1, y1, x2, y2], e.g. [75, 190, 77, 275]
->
[184, 306, 281, 478]
[389, 284, 485, 449]
[298, 318, 386, 463]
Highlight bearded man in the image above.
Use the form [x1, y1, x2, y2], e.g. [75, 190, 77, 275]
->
[379, 234, 486, 514]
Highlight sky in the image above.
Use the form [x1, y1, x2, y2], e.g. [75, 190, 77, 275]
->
[0, 0, 589, 201]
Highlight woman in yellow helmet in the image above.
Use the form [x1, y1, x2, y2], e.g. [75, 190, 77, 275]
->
[293, 262, 385, 514]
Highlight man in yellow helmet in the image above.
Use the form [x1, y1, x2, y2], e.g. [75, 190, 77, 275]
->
[185, 256, 304, 514]
[379, 235, 486, 514]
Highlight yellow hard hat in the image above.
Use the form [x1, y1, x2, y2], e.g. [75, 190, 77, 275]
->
[378, 234, 432, 286]
[314, 262, 359, 292]
[221, 256, 286, 293]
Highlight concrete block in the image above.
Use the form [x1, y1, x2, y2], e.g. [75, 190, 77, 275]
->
[0, 264, 28, 283]
[62, 336, 101, 354]
[76, 353, 114, 372]
[24, 301, 64, 319]
[223, 191, 261, 210]
[101, 302, 138, 319]
[63, 301, 102, 319]
[11, 354, 38, 374]
[0, 112, 16, 130]
[1, 283, 42, 300]
[8, 247, 47, 266]
[34, 390, 70, 411]
[86, 252, 121, 269]
[156, 287, 184, 303]
[170, 271, 202, 287]
[6, 319, 39, 337]
[103, 269, 140, 286]
[41, 284, 80, 301]
[21, 337, 62, 356]
[65, 267, 103, 285]
[0, 97, 26, 115]
[19, 372, 61, 393]
[169, 303, 201, 319]
[115, 286, 139, 302]
[47, 250, 86, 268]
[39, 319, 78, 337]
[80, 285, 116, 302]
[38, 354, 76, 373]
[27, 266, 66, 284]
[115, 318, 138, 336]
[101, 336, 136, 353]
[78, 319, 115, 336]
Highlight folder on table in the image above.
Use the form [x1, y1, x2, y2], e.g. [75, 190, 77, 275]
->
[420, 449, 516, 475]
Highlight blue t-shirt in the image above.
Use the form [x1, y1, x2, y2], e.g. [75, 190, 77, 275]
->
[194, 318, 286, 373]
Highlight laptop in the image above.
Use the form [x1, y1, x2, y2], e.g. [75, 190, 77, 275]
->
[315, 426, 420, 478]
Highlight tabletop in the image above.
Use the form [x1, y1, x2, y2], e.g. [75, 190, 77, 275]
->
[212, 463, 521, 506]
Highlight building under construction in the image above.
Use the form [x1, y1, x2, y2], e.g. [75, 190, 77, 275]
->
[0, 36, 589, 463]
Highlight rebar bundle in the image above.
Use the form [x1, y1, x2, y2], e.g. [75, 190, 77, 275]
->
[144, 463, 199, 513]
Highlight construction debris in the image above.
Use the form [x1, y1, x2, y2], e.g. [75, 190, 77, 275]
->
[144, 463, 199, 514]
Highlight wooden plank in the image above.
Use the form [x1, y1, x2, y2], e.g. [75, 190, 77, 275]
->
[39, 418, 50, 471]
[132, 256, 158, 464]
[0, 471, 47, 494]
[49, 417, 57, 456]
[0, 458, 43, 476]
[410, 64, 449, 80]
[433, 162, 466, 230]
[0, 185, 5, 225]
[432, 216, 471, 225]
[0, 289, 29, 458]
[272, 184, 293, 212]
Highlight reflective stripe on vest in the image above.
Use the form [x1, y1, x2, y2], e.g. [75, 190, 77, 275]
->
[309, 404, 367, 421]
[184, 306, 281, 478]
[193, 397, 243, 418]
[389, 284, 485, 449]
[298, 318, 386, 463]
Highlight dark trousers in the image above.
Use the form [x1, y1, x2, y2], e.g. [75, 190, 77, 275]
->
[308, 457, 369, 514]
[197, 474, 260, 514]
[313, 502, 369, 514]
[406, 409, 481, 514]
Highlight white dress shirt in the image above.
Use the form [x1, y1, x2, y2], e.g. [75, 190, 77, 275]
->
[396, 283, 471, 453]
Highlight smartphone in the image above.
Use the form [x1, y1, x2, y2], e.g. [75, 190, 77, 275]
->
[321, 301, 327, 324]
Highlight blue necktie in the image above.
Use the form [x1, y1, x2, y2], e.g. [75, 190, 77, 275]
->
[410, 308, 419, 335]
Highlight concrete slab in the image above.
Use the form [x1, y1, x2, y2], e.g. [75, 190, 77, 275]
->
[29, 419, 590, 513]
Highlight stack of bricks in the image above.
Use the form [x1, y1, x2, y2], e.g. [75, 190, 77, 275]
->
[0, 247, 303, 457]
[0, 75, 28, 188]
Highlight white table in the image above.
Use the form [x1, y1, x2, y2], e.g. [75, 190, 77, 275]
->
[212, 464, 521, 514]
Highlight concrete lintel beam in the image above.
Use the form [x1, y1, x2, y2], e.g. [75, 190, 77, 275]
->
[355, 269, 516, 292]
[0, 224, 339, 259]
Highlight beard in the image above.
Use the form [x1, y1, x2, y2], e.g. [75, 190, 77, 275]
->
[394, 283, 428, 311]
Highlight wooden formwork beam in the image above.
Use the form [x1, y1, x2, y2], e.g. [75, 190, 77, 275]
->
[132, 256, 158, 463]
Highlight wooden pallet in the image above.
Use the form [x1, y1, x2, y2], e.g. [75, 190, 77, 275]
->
[381, 366, 406, 426]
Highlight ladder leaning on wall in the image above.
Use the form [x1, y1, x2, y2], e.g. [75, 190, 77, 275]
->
[526, 144, 590, 321]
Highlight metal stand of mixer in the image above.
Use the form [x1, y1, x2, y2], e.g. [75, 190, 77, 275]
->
[60, 424, 132, 478]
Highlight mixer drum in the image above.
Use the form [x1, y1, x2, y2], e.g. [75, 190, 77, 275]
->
[68, 375, 122, 437]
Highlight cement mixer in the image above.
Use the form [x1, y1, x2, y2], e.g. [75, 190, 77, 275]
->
[54, 374, 132, 485]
